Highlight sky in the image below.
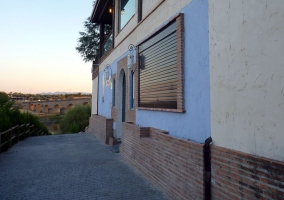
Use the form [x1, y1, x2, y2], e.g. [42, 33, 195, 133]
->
[0, 0, 94, 94]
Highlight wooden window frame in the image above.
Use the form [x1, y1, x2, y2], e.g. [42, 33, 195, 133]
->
[137, 0, 142, 23]
[118, 0, 136, 32]
[136, 14, 184, 113]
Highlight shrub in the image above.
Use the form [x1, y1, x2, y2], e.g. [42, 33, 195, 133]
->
[60, 105, 91, 133]
[0, 92, 9, 105]
[19, 112, 49, 135]
[0, 92, 49, 134]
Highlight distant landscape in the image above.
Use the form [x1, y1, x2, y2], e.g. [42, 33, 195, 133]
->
[8, 92, 91, 102]
[39, 92, 91, 95]
[5, 92, 92, 134]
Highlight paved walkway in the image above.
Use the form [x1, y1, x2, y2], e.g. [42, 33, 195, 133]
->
[0, 133, 168, 200]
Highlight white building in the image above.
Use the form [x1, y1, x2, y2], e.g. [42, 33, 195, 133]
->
[88, 0, 284, 199]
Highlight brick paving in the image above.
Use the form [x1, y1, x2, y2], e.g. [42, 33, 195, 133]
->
[0, 133, 168, 200]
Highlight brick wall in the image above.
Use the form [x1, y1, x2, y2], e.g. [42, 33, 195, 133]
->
[120, 122, 204, 199]
[211, 146, 284, 199]
[88, 114, 113, 144]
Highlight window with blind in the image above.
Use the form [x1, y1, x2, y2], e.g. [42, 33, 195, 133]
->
[138, 21, 178, 109]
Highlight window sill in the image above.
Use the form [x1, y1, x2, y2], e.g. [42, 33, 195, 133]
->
[137, 107, 185, 113]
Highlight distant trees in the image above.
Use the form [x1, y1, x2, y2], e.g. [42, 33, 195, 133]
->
[9, 92, 91, 101]
[60, 105, 91, 133]
[0, 92, 49, 134]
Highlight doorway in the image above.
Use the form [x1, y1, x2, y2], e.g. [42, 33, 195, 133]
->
[117, 69, 126, 140]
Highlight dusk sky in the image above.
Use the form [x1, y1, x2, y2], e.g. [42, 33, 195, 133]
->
[0, 0, 94, 94]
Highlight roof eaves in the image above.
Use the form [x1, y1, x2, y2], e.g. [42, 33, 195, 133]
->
[90, 0, 100, 22]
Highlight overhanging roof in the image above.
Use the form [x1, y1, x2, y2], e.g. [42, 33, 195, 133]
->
[90, 0, 113, 24]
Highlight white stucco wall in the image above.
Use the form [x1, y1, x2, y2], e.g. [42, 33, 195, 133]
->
[142, 0, 163, 19]
[209, 0, 284, 161]
[91, 77, 98, 115]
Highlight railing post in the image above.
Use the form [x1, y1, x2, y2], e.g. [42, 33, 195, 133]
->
[0, 132, 2, 154]
[19, 124, 25, 140]
[29, 124, 32, 137]
[8, 128, 12, 148]
[26, 123, 30, 138]
[16, 125, 19, 143]
[28, 124, 31, 137]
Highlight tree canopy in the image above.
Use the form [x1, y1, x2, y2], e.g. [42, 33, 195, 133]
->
[76, 18, 100, 63]
[60, 105, 91, 133]
[76, 3, 113, 63]
[0, 92, 9, 105]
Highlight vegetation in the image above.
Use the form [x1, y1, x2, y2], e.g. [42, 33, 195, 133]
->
[76, 18, 100, 62]
[60, 105, 91, 133]
[0, 92, 49, 134]
[47, 114, 63, 123]
[75, 15, 112, 62]
[8, 92, 91, 101]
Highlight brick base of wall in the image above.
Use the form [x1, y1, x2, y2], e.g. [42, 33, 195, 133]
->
[120, 122, 204, 199]
[211, 145, 284, 199]
[88, 114, 113, 144]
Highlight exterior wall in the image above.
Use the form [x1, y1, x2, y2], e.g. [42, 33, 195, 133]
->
[95, 52, 128, 118]
[211, 145, 284, 199]
[121, 122, 204, 200]
[115, 56, 136, 121]
[89, 0, 284, 199]
[93, 0, 210, 143]
[142, 0, 163, 19]
[98, 0, 193, 74]
[97, 69, 113, 118]
[209, 0, 284, 161]
[91, 77, 98, 115]
[94, 0, 210, 143]
[89, 114, 113, 144]
[136, 0, 210, 143]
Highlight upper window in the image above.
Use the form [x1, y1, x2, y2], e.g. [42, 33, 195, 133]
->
[118, 0, 135, 31]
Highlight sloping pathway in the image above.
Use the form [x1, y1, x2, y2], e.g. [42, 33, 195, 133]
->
[0, 133, 168, 200]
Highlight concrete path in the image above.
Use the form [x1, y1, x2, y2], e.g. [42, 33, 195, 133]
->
[0, 133, 168, 200]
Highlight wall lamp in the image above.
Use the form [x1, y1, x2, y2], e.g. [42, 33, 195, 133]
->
[109, 7, 113, 13]
[92, 62, 111, 82]
[128, 44, 136, 70]
[121, 8, 125, 15]
[104, 64, 112, 81]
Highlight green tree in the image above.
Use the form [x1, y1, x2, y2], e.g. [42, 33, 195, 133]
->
[0, 92, 9, 105]
[60, 105, 91, 133]
[75, 15, 112, 62]
[75, 18, 100, 62]
[0, 92, 18, 131]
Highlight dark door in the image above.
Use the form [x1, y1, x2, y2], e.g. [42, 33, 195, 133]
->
[122, 73, 126, 122]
